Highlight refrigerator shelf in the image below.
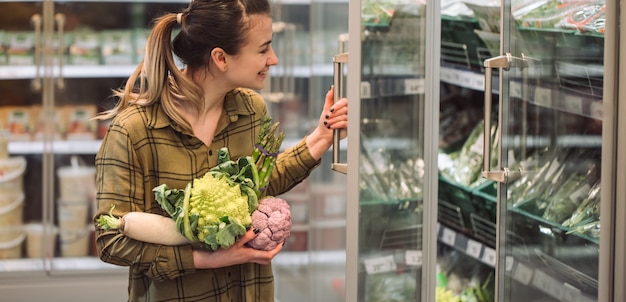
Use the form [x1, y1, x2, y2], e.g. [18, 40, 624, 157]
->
[440, 65, 603, 120]
[437, 222, 598, 302]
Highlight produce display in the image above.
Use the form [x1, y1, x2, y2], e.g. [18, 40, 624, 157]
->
[97, 116, 292, 251]
[507, 147, 601, 239]
[439, 120, 497, 189]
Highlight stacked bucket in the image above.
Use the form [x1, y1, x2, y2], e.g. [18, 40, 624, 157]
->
[0, 132, 26, 259]
[56, 156, 95, 257]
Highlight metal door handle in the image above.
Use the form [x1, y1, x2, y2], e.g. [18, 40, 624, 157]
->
[331, 34, 349, 174]
[55, 13, 65, 89]
[31, 14, 42, 91]
[482, 53, 526, 183]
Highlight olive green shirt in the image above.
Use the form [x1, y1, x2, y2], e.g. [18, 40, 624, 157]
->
[94, 88, 320, 302]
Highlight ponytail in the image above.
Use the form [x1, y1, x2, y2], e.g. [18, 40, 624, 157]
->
[94, 13, 203, 134]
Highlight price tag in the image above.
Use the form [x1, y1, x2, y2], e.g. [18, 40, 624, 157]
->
[440, 68, 452, 82]
[510, 81, 522, 99]
[451, 72, 461, 84]
[481, 247, 496, 267]
[512, 262, 532, 285]
[473, 76, 485, 91]
[532, 270, 563, 299]
[562, 283, 580, 302]
[465, 239, 482, 259]
[590, 100, 602, 119]
[441, 228, 456, 246]
[364, 255, 397, 274]
[505, 256, 514, 272]
[360, 81, 371, 99]
[461, 74, 473, 87]
[405, 250, 422, 266]
[404, 78, 423, 95]
[564, 95, 583, 114]
[534, 86, 551, 107]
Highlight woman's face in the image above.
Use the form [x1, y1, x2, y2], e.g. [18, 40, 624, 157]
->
[224, 15, 279, 90]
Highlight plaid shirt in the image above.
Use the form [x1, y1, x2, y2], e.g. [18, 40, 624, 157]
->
[94, 88, 320, 301]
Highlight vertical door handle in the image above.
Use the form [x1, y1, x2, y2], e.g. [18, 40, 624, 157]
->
[331, 34, 349, 174]
[55, 13, 65, 89]
[482, 53, 526, 184]
[31, 14, 42, 91]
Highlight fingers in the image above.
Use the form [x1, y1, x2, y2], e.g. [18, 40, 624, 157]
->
[250, 241, 284, 265]
[236, 228, 259, 246]
[324, 97, 348, 130]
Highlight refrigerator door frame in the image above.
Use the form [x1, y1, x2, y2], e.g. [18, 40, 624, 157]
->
[344, 0, 441, 300]
[602, 0, 623, 300]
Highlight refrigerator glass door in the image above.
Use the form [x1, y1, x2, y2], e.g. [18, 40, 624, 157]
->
[491, 1, 603, 301]
[344, 0, 439, 301]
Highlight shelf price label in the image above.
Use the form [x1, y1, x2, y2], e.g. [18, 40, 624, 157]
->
[512, 262, 532, 285]
[505, 256, 514, 272]
[532, 269, 564, 300]
[360, 81, 371, 99]
[534, 86, 551, 107]
[473, 76, 485, 90]
[563, 95, 583, 115]
[481, 247, 496, 267]
[465, 239, 482, 260]
[405, 250, 422, 266]
[364, 255, 397, 274]
[590, 100, 602, 119]
[404, 78, 424, 95]
[441, 227, 456, 247]
[510, 81, 522, 99]
[562, 283, 581, 302]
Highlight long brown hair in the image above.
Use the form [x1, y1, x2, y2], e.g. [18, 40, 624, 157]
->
[95, 0, 272, 133]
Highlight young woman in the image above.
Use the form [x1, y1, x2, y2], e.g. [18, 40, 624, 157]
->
[92, 0, 348, 301]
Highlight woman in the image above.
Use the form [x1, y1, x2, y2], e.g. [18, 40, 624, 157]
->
[92, 0, 348, 301]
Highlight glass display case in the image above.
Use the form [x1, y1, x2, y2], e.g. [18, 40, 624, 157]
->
[341, 0, 441, 301]
[339, 0, 621, 301]
[435, 0, 613, 301]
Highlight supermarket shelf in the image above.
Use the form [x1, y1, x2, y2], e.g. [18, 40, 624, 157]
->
[0, 257, 123, 274]
[15, 0, 346, 3]
[0, 64, 331, 80]
[436, 223, 597, 302]
[440, 65, 603, 120]
[8, 137, 347, 155]
[360, 77, 424, 99]
[8, 140, 102, 155]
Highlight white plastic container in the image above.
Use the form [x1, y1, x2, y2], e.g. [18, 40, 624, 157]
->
[57, 198, 89, 230]
[0, 193, 24, 242]
[56, 164, 96, 203]
[59, 226, 90, 257]
[0, 156, 27, 207]
[0, 232, 25, 259]
[24, 222, 58, 258]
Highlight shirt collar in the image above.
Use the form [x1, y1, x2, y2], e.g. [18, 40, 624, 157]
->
[146, 88, 257, 133]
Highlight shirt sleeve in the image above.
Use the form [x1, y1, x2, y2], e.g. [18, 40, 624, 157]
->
[94, 118, 196, 282]
[267, 136, 321, 196]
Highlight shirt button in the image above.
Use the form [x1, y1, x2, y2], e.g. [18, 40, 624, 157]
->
[208, 150, 213, 156]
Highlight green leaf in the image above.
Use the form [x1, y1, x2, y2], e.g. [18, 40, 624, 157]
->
[153, 184, 186, 217]
[215, 217, 247, 248]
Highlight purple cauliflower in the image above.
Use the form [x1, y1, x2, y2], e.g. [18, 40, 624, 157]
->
[247, 197, 292, 251]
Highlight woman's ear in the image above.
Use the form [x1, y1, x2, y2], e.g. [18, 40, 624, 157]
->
[210, 48, 228, 72]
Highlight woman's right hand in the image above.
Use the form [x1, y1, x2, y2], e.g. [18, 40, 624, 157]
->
[191, 229, 283, 268]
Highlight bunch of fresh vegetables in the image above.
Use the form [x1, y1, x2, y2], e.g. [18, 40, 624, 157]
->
[97, 116, 291, 251]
